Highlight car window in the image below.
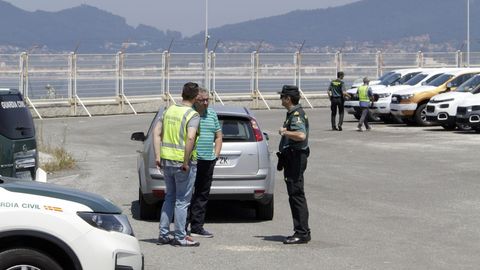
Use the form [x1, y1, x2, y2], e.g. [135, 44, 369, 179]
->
[457, 75, 480, 92]
[380, 73, 400, 85]
[450, 73, 478, 87]
[219, 116, 254, 142]
[428, 74, 454, 87]
[0, 92, 35, 139]
[398, 72, 421, 85]
[405, 73, 427, 86]
[146, 109, 165, 137]
[424, 73, 443, 84]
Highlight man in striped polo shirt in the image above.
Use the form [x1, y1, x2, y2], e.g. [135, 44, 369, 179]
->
[188, 87, 223, 238]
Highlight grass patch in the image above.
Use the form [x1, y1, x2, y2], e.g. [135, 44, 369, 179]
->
[38, 144, 76, 172]
[36, 121, 77, 173]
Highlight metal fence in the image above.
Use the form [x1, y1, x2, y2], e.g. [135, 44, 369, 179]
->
[1, 50, 479, 116]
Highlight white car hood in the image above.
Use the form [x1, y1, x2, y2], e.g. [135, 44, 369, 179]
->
[430, 91, 470, 102]
[352, 79, 381, 88]
[458, 93, 480, 107]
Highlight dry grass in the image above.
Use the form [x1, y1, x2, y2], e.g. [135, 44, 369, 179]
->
[39, 144, 76, 172]
[36, 122, 76, 173]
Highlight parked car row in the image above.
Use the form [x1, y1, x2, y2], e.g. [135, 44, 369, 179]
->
[344, 68, 480, 130]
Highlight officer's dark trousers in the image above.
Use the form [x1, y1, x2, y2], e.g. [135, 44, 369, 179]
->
[330, 97, 344, 128]
[283, 148, 310, 236]
[189, 159, 216, 232]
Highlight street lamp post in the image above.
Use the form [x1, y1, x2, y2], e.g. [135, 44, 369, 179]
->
[204, 0, 210, 90]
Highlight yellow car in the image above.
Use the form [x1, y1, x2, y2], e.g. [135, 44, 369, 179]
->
[390, 68, 480, 126]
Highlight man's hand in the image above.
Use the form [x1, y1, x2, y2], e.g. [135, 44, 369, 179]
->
[279, 127, 287, 136]
[155, 158, 162, 170]
[181, 163, 189, 172]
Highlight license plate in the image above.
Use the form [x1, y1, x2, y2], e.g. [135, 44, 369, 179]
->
[216, 156, 231, 166]
[16, 170, 33, 180]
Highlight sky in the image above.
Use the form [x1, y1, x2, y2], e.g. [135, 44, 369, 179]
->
[3, 0, 359, 36]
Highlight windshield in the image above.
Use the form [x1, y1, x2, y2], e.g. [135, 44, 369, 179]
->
[428, 74, 455, 87]
[378, 71, 395, 81]
[0, 91, 35, 139]
[457, 75, 480, 92]
[405, 74, 427, 86]
[397, 72, 421, 85]
[380, 73, 401, 85]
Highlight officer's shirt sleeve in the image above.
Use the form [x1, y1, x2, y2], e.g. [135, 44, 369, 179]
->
[289, 112, 306, 134]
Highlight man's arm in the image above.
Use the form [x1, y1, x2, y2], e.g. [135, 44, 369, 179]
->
[279, 128, 306, 142]
[153, 120, 162, 168]
[182, 126, 198, 170]
[214, 130, 223, 158]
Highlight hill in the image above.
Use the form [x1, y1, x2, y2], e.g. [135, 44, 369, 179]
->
[0, 0, 478, 53]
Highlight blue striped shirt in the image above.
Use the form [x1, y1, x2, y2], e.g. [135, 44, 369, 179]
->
[196, 108, 221, 160]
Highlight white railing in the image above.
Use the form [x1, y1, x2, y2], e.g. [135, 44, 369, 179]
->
[0, 50, 477, 116]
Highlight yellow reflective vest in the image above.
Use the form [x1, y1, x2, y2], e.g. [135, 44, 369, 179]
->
[160, 105, 198, 162]
[358, 85, 370, 102]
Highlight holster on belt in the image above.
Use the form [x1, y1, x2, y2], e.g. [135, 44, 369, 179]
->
[276, 150, 286, 171]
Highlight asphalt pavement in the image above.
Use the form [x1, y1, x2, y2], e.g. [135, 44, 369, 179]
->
[38, 107, 480, 270]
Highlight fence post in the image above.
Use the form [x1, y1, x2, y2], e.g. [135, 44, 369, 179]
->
[115, 51, 125, 112]
[19, 52, 27, 97]
[69, 52, 77, 115]
[210, 51, 216, 104]
[456, 50, 463, 67]
[251, 51, 259, 108]
[376, 51, 383, 78]
[416, 51, 424, 68]
[295, 51, 301, 88]
[162, 50, 174, 106]
[335, 51, 342, 74]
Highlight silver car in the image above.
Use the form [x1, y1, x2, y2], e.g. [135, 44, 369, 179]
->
[131, 105, 275, 220]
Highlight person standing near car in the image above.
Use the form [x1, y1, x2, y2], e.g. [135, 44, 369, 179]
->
[187, 87, 222, 238]
[278, 85, 311, 244]
[153, 82, 201, 247]
[357, 77, 373, 132]
[328, 71, 348, 131]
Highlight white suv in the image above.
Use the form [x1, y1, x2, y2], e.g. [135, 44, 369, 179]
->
[0, 177, 143, 270]
[426, 74, 480, 129]
[370, 69, 450, 122]
[344, 68, 423, 120]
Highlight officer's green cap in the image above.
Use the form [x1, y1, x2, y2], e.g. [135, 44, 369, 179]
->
[279, 85, 300, 97]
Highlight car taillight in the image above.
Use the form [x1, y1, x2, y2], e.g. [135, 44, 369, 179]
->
[250, 119, 263, 142]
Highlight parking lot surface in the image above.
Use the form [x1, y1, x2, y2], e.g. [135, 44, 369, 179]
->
[38, 108, 480, 270]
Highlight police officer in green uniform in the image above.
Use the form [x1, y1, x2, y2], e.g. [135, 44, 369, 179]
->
[277, 85, 311, 244]
[328, 71, 349, 131]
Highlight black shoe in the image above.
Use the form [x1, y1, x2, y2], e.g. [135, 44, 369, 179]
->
[157, 236, 172, 245]
[283, 234, 311, 244]
[332, 127, 338, 131]
[190, 228, 214, 238]
[338, 126, 342, 131]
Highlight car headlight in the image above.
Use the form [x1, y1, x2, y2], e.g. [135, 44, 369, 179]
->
[400, 94, 414, 100]
[377, 93, 391, 99]
[77, 212, 134, 236]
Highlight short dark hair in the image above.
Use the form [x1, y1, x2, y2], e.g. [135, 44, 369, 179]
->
[337, 71, 344, 78]
[182, 82, 199, 100]
[290, 95, 300, 105]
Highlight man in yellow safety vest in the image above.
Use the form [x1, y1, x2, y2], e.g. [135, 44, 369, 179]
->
[153, 82, 201, 247]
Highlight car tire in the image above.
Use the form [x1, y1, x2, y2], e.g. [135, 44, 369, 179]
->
[368, 111, 381, 122]
[256, 197, 274, 221]
[0, 248, 62, 270]
[414, 103, 434, 126]
[139, 188, 158, 220]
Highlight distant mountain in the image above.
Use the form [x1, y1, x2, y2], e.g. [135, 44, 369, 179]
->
[191, 0, 479, 52]
[0, 1, 181, 53]
[0, 0, 478, 53]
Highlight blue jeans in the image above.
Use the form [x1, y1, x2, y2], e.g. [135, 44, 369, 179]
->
[159, 164, 197, 240]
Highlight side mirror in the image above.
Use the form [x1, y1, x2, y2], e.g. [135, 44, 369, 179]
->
[131, 132, 146, 142]
[421, 81, 427, 86]
[263, 132, 269, 141]
[446, 82, 453, 89]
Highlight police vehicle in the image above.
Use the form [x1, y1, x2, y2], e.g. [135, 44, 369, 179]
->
[0, 88, 39, 180]
[0, 176, 143, 270]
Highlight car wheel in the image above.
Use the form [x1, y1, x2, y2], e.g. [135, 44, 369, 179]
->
[256, 197, 274, 221]
[139, 188, 158, 220]
[414, 103, 434, 126]
[0, 248, 62, 270]
[457, 123, 472, 131]
[441, 123, 456, 130]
